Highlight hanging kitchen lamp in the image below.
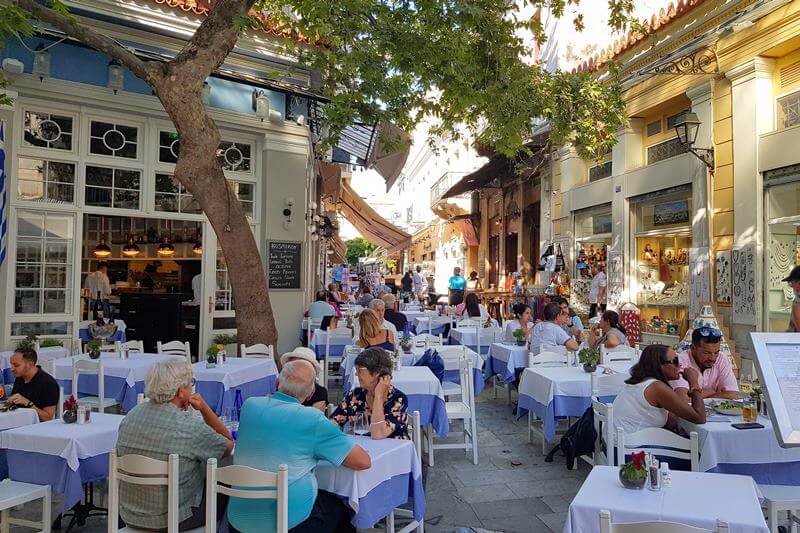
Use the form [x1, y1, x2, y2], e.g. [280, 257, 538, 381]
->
[192, 240, 203, 255]
[157, 236, 175, 257]
[122, 237, 140, 257]
[93, 238, 112, 258]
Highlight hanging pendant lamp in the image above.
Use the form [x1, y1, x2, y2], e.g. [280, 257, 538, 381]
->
[157, 236, 175, 257]
[93, 238, 112, 258]
[122, 237, 141, 257]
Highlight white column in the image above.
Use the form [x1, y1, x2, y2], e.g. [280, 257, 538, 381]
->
[559, 144, 588, 192]
[0, 94, 17, 349]
[611, 118, 644, 176]
[727, 57, 775, 350]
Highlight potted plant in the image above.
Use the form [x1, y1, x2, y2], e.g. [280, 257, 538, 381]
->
[16, 335, 38, 351]
[86, 340, 102, 360]
[400, 333, 413, 353]
[40, 338, 64, 348]
[206, 344, 221, 368]
[578, 347, 600, 373]
[512, 328, 526, 346]
[213, 333, 238, 357]
[62, 395, 78, 424]
[619, 451, 648, 489]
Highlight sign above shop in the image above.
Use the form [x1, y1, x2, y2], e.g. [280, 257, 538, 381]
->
[654, 199, 690, 226]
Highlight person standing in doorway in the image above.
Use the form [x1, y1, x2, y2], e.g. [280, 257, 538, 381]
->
[84, 261, 112, 319]
[588, 265, 607, 319]
[448, 267, 467, 306]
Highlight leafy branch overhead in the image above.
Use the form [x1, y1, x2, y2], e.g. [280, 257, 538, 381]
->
[252, 0, 634, 160]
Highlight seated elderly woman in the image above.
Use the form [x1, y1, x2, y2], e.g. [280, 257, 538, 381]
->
[116, 358, 233, 531]
[330, 347, 410, 440]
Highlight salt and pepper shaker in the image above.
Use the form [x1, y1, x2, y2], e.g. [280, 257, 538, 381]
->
[77, 405, 86, 425]
[647, 453, 662, 491]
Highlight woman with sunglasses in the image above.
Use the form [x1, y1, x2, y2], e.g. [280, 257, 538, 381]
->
[613, 344, 706, 436]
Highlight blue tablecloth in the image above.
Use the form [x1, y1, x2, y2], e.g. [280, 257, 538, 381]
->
[6, 450, 108, 511]
[59, 374, 141, 412]
[195, 376, 276, 415]
[349, 472, 425, 528]
[407, 394, 449, 438]
[443, 368, 486, 396]
[518, 393, 615, 442]
[78, 329, 127, 343]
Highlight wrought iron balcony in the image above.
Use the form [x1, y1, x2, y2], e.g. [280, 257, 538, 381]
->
[430, 171, 468, 207]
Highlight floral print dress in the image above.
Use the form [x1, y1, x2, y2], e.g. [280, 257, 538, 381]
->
[330, 386, 410, 440]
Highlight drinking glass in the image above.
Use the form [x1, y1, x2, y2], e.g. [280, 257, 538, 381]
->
[353, 412, 370, 436]
[225, 407, 240, 439]
[742, 400, 757, 423]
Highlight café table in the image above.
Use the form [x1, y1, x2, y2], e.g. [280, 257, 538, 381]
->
[448, 326, 504, 355]
[411, 316, 451, 336]
[309, 328, 354, 360]
[518, 363, 630, 442]
[0, 346, 70, 384]
[343, 366, 449, 438]
[0, 408, 40, 479]
[399, 309, 428, 321]
[315, 436, 425, 529]
[54, 353, 182, 412]
[485, 342, 529, 384]
[680, 414, 800, 485]
[193, 357, 278, 415]
[563, 465, 768, 533]
[1, 413, 123, 512]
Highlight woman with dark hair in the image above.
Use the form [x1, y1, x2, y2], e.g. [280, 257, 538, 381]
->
[613, 344, 706, 435]
[456, 292, 487, 320]
[588, 310, 627, 349]
[504, 303, 535, 342]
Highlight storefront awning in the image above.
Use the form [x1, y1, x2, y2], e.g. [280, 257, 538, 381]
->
[338, 181, 411, 251]
[328, 236, 347, 264]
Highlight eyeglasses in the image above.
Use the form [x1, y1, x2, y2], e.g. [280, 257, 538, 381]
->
[697, 327, 721, 338]
[660, 357, 680, 367]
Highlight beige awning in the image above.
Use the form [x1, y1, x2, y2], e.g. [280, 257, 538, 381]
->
[338, 181, 411, 251]
[328, 236, 347, 264]
[367, 123, 411, 191]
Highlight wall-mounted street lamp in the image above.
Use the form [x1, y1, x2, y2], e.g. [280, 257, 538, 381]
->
[674, 112, 714, 173]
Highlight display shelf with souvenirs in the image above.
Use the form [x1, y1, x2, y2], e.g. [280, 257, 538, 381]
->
[636, 234, 691, 341]
[546, 270, 571, 298]
[572, 241, 608, 314]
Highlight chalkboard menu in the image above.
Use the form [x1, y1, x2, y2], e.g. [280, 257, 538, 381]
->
[267, 241, 302, 290]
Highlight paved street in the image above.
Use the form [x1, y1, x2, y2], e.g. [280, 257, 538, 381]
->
[9, 386, 587, 533]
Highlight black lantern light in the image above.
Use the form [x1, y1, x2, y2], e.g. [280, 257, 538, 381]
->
[674, 111, 714, 172]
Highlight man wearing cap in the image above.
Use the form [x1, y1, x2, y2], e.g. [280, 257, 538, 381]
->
[669, 327, 739, 400]
[280, 347, 328, 411]
[783, 266, 800, 332]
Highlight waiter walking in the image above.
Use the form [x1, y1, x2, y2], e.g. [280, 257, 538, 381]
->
[84, 261, 112, 319]
[448, 266, 467, 306]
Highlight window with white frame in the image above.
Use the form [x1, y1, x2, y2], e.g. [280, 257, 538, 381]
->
[231, 181, 254, 218]
[217, 141, 251, 172]
[158, 131, 180, 164]
[85, 165, 142, 209]
[89, 120, 138, 159]
[216, 243, 233, 311]
[16, 157, 76, 204]
[14, 211, 74, 315]
[154, 173, 201, 214]
[778, 91, 800, 130]
[23, 110, 74, 151]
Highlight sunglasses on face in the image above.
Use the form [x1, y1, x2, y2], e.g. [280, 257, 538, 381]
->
[697, 327, 721, 338]
[660, 357, 680, 367]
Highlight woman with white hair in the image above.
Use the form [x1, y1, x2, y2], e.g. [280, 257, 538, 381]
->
[116, 358, 233, 531]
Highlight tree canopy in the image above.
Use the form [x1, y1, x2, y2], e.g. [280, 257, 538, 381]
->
[345, 237, 377, 266]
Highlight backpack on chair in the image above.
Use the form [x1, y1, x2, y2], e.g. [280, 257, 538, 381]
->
[544, 407, 597, 470]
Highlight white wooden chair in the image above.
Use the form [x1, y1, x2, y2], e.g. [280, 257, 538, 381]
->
[323, 329, 354, 389]
[157, 341, 191, 364]
[108, 451, 203, 533]
[0, 480, 51, 533]
[305, 318, 322, 348]
[601, 345, 638, 365]
[414, 333, 443, 348]
[590, 400, 614, 467]
[431, 357, 478, 466]
[616, 427, 700, 472]
[758, 484, 800, 533]
[599, 510, 728, 532]
[116, 340, 144, 353]
[205, 458, 289, 533]
[531, 344, 568, 357]
[385, 410, 424, 533]
[437, 345, 469, 399]
[528, 351, 569, 368]
[72, 359, 119, 412]
[240, 343, 274, 359]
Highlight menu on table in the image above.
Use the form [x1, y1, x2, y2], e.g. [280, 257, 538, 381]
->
[751, 333, 800, 447]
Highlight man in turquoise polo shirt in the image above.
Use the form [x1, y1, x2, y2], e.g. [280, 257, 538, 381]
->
[227, 360, 371, 533]
[448, 266, 467, 306]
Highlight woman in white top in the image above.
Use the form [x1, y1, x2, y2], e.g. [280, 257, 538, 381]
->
[613, 344, 706, 435]
[504, 303, 535, 342]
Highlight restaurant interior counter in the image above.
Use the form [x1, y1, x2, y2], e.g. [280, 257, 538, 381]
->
[118, 292, 200, 356]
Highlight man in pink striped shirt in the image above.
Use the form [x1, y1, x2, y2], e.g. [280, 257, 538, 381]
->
[669, 327, 739, 400]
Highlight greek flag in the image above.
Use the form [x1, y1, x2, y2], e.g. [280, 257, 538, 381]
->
[0, 122, 6, 267]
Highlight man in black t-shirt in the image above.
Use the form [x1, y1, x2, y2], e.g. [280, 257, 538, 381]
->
[7, 348, 59, 421]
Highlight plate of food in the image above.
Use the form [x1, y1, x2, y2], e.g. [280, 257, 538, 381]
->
[713, 400, 743, 416]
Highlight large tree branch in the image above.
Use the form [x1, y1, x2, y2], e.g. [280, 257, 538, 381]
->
[11, 0, 158, 84]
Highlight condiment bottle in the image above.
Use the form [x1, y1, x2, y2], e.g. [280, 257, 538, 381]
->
[660, 462, 672, 488]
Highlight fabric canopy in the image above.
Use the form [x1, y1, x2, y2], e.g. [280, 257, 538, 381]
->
[328, 236, 347, 264]
[338, 181, 411, 251]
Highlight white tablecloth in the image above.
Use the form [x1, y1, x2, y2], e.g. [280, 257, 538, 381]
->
[193, 358, 277, 391]
[349, 366, 445, 400]
[0, 347, 70, 373]
[449, 327, 503, 347]
[564, 466, 768, 533]
[399, 310, 429, 321]
[680, 415, 800, 473]
[520, 363, 631, 407]
[0, 413, 123, 471]
[487, 342, 528, 373]
[0, 408, 39, 431]
[54, 353, 181, 387]
[341, 345, 482, 379]
[412, 316, 451, 333]
[316, 436, 421, 515]
[309, 329, 355, 353]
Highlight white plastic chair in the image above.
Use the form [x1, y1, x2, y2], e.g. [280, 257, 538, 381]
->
[240, 343, 275, 359]
[157, 341, 192, 364]
[72, 359, 119, 412]
[431, 357, 478, 466]
[116, 340, 144, 353]
[323, 329, 354, 389]
[528, 351, 569, 368]
[0, 480, 51, 533]
[108, 451, 203, 533]
[205, 459, 288, 533]
[599, 509, 728, 532]
[616, 427, 699, 472]
[601, 345, 638, 365]
[758, 484, 800, 533]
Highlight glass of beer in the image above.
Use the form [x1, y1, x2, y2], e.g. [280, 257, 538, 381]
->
[742, 400, 757, 423]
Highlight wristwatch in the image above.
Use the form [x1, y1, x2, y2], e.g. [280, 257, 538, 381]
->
[689, 387, 702, 396]
[26, 401, 34, 408]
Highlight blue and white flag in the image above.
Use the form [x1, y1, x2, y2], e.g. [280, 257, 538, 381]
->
[0, 122, 6, 268]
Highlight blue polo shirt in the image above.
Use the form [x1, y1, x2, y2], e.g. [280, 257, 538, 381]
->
[227, 393, 356, 532]
[449, 275, 467, 290]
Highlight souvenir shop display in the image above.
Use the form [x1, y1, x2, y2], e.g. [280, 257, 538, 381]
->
[619, 303, 641, 347]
